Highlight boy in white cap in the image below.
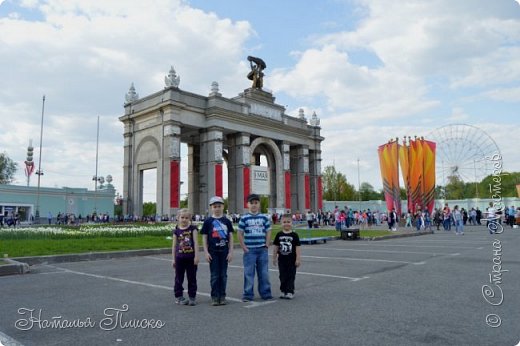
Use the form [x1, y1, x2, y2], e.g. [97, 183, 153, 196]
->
[200, 196, 234, 305]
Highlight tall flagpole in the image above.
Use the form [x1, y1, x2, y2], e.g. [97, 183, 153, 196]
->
[35, 95, 46, 223]
[357, 158, 361, 211]
[93, 116, 100, 218]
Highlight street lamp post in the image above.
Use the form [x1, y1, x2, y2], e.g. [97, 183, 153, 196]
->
[35, 95, 46, 223]
[93, 116, 100, 219]
[474, 159, 479, 198]
[357, 158, 361, 211]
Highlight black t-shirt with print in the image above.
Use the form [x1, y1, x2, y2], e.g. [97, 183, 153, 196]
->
[200, 216, 234, 251]
[273, 231, 301, 262]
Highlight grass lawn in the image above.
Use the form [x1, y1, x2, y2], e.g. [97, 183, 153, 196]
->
[1, 223, 396, 258]
[1, 236, 172, 258]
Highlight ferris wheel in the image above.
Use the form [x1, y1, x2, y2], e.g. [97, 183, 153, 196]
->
[428, 124, 501, 186]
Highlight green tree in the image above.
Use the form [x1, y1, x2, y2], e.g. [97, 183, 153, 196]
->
[478, 172, 520, 198]
[434, 185, 445, 199]
[359, 182, 381, 201]
[436, 172, 520, 199]
[260, 196, 269, 213]
[399, 187, 407, 200]
[322, 165, 356, 201]
[445, 175, 465, 199]
[114, 204, 122, 218]
[142, 202, 156, 217]
[0, 152, 17, 184]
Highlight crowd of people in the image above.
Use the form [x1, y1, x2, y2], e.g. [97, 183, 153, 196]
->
[431, 202, 519, 235]
[0, 213, 20, 227]
[45, 211, 112, 225]
[4, 201, 517, 234]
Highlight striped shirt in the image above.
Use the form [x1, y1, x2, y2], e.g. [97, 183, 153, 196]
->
[238, 213, 271, 248]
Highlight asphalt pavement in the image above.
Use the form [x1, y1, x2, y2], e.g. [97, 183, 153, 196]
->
[1, 224, 519, 346]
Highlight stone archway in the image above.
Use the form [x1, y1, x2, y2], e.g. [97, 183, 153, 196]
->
[120, 69, 324, 217]
[249, 137, 284, 211]
[133, 136, 161, 217]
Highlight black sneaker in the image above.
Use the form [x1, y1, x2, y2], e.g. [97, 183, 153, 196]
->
[211, 298, 219, 306]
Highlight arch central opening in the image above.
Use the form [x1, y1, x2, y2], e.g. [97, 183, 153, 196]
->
[141, 168, 157, 219]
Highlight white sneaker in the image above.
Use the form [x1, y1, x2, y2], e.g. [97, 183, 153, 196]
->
[286, 293, 294, 299]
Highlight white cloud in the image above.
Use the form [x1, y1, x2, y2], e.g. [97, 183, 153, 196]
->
[271, 0, 520, 124]
[1, 0, 519, 202]
[448, 107, 470, 122]
[0, 0, 254, 192]
[481, 87, 520, 102]
[270, 45, 437, 121]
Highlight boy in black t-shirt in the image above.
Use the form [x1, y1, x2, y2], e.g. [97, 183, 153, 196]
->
[200, 196, 234, 306]
[272, 213, 301, 299]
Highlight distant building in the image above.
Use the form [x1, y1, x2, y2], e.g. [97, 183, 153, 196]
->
[0, 184, 115, 224]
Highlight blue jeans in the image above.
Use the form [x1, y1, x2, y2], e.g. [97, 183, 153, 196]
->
[243, 247, 272, 300]
[455, 220, 464, 234]
[209, 250, 228, 299]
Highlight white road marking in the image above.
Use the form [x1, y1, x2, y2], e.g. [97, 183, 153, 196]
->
[390, 239, 490, 244]
[145, 256, 369, 281]
[346, 243, 479, 249]
[41, 265, 247, 304]
[244, 300, 278, 309]
[301, 255, 422, 265]
[302, 247, 458, 256]
[0, 331, 24, 346]
[42, 264, 285, 309]
[41, 264, 277, 308]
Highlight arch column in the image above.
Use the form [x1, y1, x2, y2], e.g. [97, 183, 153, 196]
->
[228, 133, 250, 213]
[309, 146, 322, 212]
[163, 123, 181, 216]
[309, 125, 323, 212]
[293, 145, 310, 212]
[122, 121, 133, 216]
[187, 143, 201, 215]
[282, 142, 291, 212]
[199, 128, 224, 210]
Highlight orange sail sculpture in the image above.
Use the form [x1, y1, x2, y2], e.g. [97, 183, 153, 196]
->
[378, 140, 401, 216]
[393, 137, 436, 214]
[409, 137, 424, 211]
[421, 139, 436, 214]
[398, 139, 411, 213]
[379, 137, 436, 215]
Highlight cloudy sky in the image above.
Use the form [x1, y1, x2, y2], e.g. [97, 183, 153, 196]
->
[1, 0, 519, 202]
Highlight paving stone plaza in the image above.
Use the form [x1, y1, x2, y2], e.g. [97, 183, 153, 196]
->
[1, 225, 519, 345]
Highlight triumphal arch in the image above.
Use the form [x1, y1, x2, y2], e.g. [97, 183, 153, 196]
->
[120, 58, 324, 217]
